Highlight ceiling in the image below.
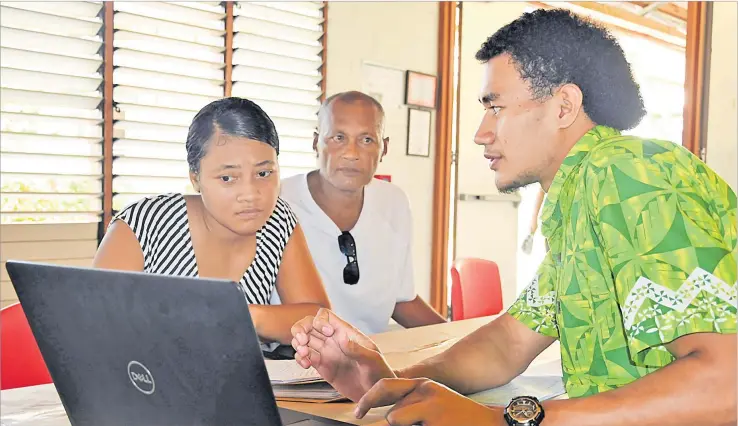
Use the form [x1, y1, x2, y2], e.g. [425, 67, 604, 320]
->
[610, 1, 688, 35]
[536, 1, 689, 47]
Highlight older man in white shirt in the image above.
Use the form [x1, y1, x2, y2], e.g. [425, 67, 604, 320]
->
[274, 91, 445, 335]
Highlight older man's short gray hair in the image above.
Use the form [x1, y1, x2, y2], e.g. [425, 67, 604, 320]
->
[317, 91, 386, 136]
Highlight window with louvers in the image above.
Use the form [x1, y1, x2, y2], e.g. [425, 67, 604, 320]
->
[111, 1, 226, 212]
[0, 1, 105, 224]
[0, 1, 105, 308]
[232, 1, 325, 178]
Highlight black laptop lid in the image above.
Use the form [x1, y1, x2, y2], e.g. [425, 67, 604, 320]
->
[6, 260, 283, 426]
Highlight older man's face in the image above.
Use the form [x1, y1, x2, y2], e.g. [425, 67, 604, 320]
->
[315, 100, 387, 192]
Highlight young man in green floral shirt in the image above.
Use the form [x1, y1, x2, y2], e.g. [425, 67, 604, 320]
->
[289, 8, 737, 426]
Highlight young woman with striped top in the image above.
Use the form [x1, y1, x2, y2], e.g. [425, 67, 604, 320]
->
[93, 97, 330, 345]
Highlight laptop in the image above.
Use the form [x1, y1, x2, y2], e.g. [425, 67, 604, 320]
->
[6, 260, 352, 426]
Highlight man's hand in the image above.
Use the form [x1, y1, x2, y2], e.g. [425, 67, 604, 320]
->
[356, 378, 504, 426]
[290, 308, 396, 402]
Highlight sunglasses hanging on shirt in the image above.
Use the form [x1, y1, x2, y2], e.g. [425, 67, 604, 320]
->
[337, 231, 359, 285]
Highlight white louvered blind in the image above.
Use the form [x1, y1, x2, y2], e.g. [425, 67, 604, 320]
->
[232, 2, 324, 178]
[0, 1, 104, 308]
[0, 1, 104, 224]
[111, 1, 226, 212]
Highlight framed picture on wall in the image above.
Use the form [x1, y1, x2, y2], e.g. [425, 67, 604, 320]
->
[406, 108, 432, 157]
[405, 71, 437, 109]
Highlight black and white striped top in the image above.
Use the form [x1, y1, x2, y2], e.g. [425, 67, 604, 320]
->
[113, 193, 298, 305]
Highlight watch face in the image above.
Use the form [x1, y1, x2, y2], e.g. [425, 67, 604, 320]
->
[507, 396, 541, 422]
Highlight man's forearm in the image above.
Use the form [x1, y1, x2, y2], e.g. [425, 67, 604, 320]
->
[391, 296, 446, 328]
[396, 314, 550, 394]
[395, 339, 516, 394]
[542, 348, 736, 426]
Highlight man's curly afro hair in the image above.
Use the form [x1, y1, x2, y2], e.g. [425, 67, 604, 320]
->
[476, 8, 646, 131]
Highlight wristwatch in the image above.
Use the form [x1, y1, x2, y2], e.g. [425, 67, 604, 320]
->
[504, 395, 545, 426]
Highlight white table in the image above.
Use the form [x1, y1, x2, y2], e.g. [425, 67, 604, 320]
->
[1, 317, 562, 426]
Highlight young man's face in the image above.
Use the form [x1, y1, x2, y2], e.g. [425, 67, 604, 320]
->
[314, 100, 388, 192]
[474, 53, 564, 193]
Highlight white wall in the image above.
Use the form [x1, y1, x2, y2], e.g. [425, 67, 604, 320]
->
[705, 2, 737, 192]
[1, 223, 97, 308]
[325, 2, 439, 301]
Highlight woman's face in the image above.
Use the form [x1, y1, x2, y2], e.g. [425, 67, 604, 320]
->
[191, 134, 279, 237]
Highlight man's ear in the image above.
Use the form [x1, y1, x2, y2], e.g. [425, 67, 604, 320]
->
[555, 83, 584, 129]
[380, 137, 390, 161]
[313, 131, 319, 158]
[189, 171, 200, 193]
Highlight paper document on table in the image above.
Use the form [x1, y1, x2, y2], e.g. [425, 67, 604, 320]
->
[264, 359, 324, 385]
[468, 375, 565, 406]
[272, 382, 346, 403]
[521, 358, 563, 377]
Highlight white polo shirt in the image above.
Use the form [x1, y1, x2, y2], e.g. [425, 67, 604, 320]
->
[274, 173, 416, 335]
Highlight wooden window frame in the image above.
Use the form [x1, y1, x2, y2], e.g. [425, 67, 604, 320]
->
[224, 1, 234, 98]
[100, 1, 115, 238]
[320, 3, 328, 103]
[429, 2, 457, 316]
[683, 2, 712, 159]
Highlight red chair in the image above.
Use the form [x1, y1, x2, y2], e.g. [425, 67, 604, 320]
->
[1, 302, 53, 390]
[450, 258, 504, 321]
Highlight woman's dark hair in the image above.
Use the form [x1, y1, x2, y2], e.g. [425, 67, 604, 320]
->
[475, 8, 646, 131]
[186, 97, 279, 174]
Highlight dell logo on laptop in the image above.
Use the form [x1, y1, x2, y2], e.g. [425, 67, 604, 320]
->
[127, 360, 155, 395]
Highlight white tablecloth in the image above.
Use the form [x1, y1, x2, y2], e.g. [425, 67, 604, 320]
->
[1, 384, 69, 426]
